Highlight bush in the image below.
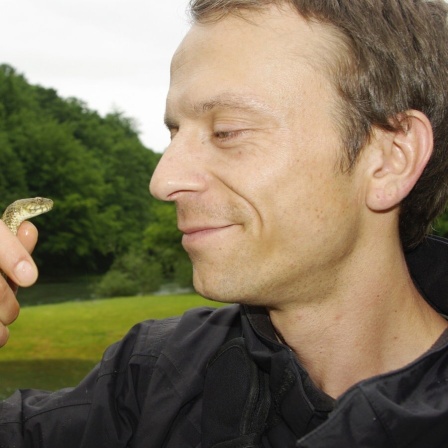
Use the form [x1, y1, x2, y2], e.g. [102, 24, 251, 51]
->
[93, 271, 139, 298]
[94, 249, 164, 297]
[174, 257, 193, 288]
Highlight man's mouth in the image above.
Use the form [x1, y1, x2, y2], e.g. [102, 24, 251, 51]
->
[180, 224, 236, 245]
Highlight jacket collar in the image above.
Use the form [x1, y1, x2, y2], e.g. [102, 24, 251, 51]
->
[241, 235, 448, 446]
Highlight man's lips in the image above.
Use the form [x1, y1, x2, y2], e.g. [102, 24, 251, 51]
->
[180, 224, 236, 244]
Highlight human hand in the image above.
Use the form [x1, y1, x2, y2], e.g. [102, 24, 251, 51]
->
[0, 221, 38, 347]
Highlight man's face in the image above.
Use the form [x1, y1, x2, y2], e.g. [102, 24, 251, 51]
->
[150, 5, 366, 308]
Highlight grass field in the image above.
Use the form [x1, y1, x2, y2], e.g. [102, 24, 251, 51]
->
[0, 293, 222, 399]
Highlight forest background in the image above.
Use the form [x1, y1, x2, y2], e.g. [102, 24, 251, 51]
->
[0, 64, 189, 300]
[1, 63, 447, 301]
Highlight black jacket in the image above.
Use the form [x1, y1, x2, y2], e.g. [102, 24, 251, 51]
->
[0, 236, 448, 447]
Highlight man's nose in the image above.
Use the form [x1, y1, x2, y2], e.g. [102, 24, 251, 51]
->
[149, 136, 207, 201]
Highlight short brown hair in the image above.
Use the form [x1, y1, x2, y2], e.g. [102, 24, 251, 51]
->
[188, 0, 448, 249]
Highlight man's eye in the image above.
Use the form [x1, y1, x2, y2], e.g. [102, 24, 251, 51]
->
[213, 130, 245, 141]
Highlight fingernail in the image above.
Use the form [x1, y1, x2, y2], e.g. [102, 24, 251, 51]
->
[14, 260, 37, 285]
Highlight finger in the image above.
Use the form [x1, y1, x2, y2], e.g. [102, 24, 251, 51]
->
[0, 325, 10, 348]
[7, 277, 19, 296]
[0, 279, 19, 326]
[17, 221, 39, 255]
[10, 222, 39, 292]
[0, 220, 38, 287]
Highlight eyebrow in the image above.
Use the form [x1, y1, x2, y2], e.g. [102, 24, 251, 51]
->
[164, 93, 271, 129]
[196, 95, 270, 113]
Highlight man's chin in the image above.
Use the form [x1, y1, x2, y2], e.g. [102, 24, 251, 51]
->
[192, 278, 264, 307]
[193, 284, 236, 304]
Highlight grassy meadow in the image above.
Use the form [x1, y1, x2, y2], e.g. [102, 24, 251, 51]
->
[0, 293, 222, 399]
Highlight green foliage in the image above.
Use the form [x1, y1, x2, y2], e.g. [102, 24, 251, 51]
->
[94, 248, 163, 297]
[0, 64, 162, 274]
[143, 201, 193, 286]
[174, 258, 194, 288]
[433, 209, 448, 238]
[93, 271, 139, 298]
[0, 132, 27, 205]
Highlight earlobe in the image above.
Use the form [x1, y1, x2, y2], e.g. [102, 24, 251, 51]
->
[366, 111, 433, 212]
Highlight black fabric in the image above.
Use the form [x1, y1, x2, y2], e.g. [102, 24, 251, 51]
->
[242, 306, 335, 441]
[296, 341, 448, 447]
[405, 235, 448, 314]
[0, 236, 447, 447]
[202, 337, 270, 448]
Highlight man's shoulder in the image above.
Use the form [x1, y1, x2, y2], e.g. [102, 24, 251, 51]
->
[124, 304, 242, 358]
[97, 304, 242, 380]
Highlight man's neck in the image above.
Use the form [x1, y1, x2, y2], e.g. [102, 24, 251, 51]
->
[268, 241, 448, 399]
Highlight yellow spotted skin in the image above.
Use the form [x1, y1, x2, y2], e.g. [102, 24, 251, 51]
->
[0, 197, 53, 280]
[1, 197, 53, 235]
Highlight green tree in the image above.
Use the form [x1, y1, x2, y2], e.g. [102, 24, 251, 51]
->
[0, 132, 27, 209]
[143, 201, 192, 286]
[0, 64, 161, 274]
[94, 248, 163, 297]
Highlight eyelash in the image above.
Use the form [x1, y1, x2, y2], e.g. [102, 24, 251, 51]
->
[167, 128, 248, 143]
[213, 130, 246, 142]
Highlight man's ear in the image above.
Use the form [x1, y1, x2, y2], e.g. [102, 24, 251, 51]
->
[365, 111, 433, 212]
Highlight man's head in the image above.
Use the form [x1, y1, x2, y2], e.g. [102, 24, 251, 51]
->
[150, 0, 447, 306]
[188, 0, 448, 249]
